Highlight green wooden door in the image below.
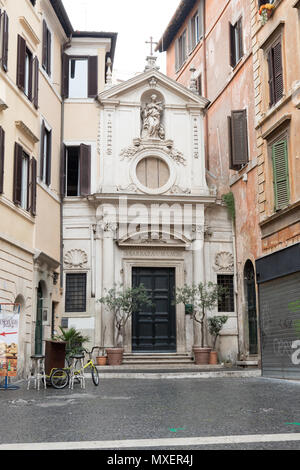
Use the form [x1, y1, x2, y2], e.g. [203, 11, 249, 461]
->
[35, 284, 43, 355]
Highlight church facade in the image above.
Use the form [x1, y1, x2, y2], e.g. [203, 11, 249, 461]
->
[62, 55, 238, 361]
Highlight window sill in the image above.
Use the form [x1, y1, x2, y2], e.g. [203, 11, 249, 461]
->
[64, 98, 95, 104]
[0, 194, 35, 223]
[229, 158, 258, 187]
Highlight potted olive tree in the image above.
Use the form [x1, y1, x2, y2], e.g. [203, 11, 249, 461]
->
[98, 284, 152, 365]
[175, 282, 226, 364]
[208, 315, 228, 364]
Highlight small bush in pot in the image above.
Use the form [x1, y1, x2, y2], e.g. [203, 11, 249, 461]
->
[175, 282, 227, 364]
[208, 315, 228, 364]
[98, 284, 152, 365]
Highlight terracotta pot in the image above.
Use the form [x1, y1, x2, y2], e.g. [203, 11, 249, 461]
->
[209, 350, 218, 365]
[193, 347, 211, 365]
[96, 356, 107, 366]
[106, 348, 124, 366]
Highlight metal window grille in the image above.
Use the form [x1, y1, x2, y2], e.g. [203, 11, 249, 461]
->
[65, 273, 87, 312]
[217, 275, 234, 312]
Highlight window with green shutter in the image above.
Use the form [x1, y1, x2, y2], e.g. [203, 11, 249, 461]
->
[272, 138, 289, 211]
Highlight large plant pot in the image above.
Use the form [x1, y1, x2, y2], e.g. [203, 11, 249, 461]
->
[209, 350, 218, 365]
[193, 347, 211, 365]
[96, 356, 107, 366]
[106, 348, 124, 366]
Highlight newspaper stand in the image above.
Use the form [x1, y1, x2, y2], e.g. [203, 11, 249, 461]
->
[0, 303, 20, 390]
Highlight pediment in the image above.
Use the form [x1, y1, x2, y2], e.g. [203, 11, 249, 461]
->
[97, 68, 210, 110]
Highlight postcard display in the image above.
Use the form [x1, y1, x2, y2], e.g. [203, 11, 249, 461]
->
[0, 304, 20, 390]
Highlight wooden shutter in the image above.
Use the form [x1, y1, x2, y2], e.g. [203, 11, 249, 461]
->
[267, 49, 275, 107]
[40, 120, 45, 179]
[17, 35, 26, 90]
[79, 144, 91, 196]
[60, 144, 67, 197]
[272, 139, 289, 210]
[231, 110, 249, 167]
[62, 53, 69, 98]
[88, 56, 98, 98]
[229, 23, 235, 67]
[198, 1, 204, 39]
[33, 56, 39, 109]
[13, 143, 23, 205]
[47, 27, 51, 76]
[0, 127, 5, 193]
[175, 38, 179, 71]
[46, 129, 52, 186]
[237, 18, 243, 60]
[2, 11, 9, 72]
[42, 20, 47, 71]
[273, 40, 283, 103]
[29, 157, 37, 216]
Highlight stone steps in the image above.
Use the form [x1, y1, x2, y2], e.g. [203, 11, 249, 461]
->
[122, 353, 193, 365]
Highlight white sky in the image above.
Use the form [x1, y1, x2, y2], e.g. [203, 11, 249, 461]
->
[62, 0, 181, 80]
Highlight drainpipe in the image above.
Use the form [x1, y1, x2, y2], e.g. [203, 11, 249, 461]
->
[232, 217, 241, 361]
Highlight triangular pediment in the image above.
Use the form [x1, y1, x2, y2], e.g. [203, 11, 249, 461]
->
[97, 68, 210, 109]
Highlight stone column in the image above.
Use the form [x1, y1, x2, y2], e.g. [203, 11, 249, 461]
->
[101, 221, 118, 348]
[192, 224, 205, 347]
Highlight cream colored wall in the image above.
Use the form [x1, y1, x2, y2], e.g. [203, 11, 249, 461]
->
[0, 0, 67, 374]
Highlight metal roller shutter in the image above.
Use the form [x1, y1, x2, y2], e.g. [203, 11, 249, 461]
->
[259, 272, 300, 379]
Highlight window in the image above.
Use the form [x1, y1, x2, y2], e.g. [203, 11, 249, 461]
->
[69, 58, 88, 98]
[13, 143, 37, 215]
[217, 275, 234, 312]
[24, 47, 33, 99]
[0, 10, 9, 72]
[136, 157, 170, 189]
[228, 109, 249, 170]
[175, 30, 187, 71]
[271, 136, 289, 211]
[62, 55, 98, 99]
[0, 126, 5, 193]
[17, 35, 39, 107]
[40, 121, 52, 185]
[20, 152, 29, 210]
[197, 75, 202, 96]
[267, 38, 283, 107]
[230, 18, 243, 68]
[63, 144, 91, 197]
[42, 20, 51, 76]
[65, 273, 87, 312]
[190, 13, 200, 50]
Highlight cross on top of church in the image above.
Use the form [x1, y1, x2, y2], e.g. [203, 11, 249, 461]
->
[145, 36, 158, 56]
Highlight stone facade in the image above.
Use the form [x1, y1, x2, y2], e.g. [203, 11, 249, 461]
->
[62, 64, 239, 361]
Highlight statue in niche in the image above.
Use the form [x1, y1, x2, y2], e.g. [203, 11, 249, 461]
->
[141, 94, 165, 140]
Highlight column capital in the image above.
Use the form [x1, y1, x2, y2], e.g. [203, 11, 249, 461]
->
[191, 224, 205, 241]
[99, 221, 118, 239]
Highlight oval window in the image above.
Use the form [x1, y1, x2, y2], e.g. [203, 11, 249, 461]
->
[136, 157, 170, 189]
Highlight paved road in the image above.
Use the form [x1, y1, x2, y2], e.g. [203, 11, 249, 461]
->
[0, 376, 300, 450]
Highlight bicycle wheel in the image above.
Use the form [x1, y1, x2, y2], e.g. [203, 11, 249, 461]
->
[91, 364, 99, 386]
[50, 369, 69, 389]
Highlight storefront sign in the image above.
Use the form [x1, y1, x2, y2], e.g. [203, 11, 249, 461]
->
[0, 305, 19, 377]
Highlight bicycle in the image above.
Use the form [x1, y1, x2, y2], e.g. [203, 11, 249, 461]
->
[50, 347, 100, 389]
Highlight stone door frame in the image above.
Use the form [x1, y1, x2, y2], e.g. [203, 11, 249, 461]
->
[122, 251, 186, 354]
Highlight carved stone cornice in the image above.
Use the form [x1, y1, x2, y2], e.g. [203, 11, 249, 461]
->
[15, 120, 39, 144]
